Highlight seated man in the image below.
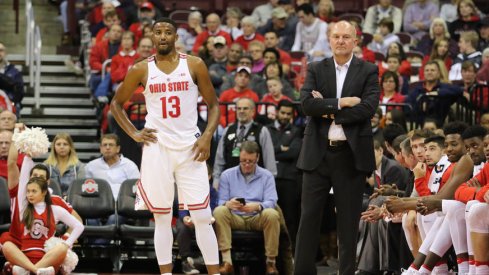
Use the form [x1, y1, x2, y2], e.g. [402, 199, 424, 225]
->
[214, 141, 279, 275]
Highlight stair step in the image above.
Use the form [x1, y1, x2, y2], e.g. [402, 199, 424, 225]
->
[45, 128, 98, 137]
[74, 142, 101, 150]
[20, 118, 99, 127]
[22, 97, 94, 106]
[24, 75, 86, 85]
[21, 107, 97, 117]
[39, 86, 91, 95]
[36, 65, 71, 74]
[10, 54, 71, 63]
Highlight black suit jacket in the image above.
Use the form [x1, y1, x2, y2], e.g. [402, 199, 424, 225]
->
[380, 156, 408, 191]
[297, 56, 380, 173]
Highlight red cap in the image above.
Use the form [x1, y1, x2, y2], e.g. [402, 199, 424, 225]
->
[140, 2, 154, 10]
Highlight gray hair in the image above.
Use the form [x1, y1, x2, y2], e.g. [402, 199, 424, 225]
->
[241, 16, 257, 29]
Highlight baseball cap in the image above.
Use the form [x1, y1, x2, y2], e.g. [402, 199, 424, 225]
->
[236, 66, 251, 75]
[140, 2, 154, 11]
[271, 7, 288, 19]
[213, 36, 227, 46]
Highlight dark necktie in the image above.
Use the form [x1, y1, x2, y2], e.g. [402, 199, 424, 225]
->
[237, 125, 246, 142]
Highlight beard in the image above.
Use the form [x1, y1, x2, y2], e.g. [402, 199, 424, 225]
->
[158, 47, 172, 55]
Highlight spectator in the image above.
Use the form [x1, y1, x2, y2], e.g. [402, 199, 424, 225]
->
[219, 67, 259, 127]
[208, 36, 230, 90]
[94, 10, 121, 44]
[422, 117, 441, 133]
[381, 42, 411, 77]
[192, 13, 232, 55]
[136, 36, 154, 59]
[368, 18, 400, 56]
[220, 56, 263, 93]
[291, 4, 328, 59]
[481, 112, 489, 129]
[477, 47, 489, 83]
[479, 17, 489, 51]
[460, 60, 489, 111]
[419, 38, 454, 80]
[255, 61, 295, 99]
[372, 108, 385, 144]
[251, 0, 280, 28]
[128, 2, 155, 46]
[449, 31, 482, 80]
[440, 0, 460, 23]
[44, 133, 86, 197]
[213, 98, 277, 187]
[109, 31, 139, 93]
[0, 130, 24, 180]
[403, 0, 439, 41]
[226, 43, 244, 73]
[363, 0, 403, 35]
[0, 43, 24, 114]
[258, 77, 293, 118]
[263, 31, 291, 74]
[448, 0, 481, 42]
[213, 141, 280, 275]
[408, 61, 463, 125]
[88, 0, 119, 36]
[266, 100, 301, 243]
[235, 16, 265, 51]
[89, 24, 122, 94]
[85, 134, 139, 200]
[316, 0, 336, 23]
[380, 70, 406, 115]
[177, 11, 203, 53]
[257, 7, 297, 51]
[0, 110, 16, 131]
[383, 54, 409, 94]
[416, 17, 459, 58]
[248, 40, 266, 74]
[384, 109, 408, 132]
[222, 7, 243, 40]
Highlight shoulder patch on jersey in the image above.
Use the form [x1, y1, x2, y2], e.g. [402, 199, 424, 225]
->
[148, 55, 155, 62]
[179, 53, 187, 59]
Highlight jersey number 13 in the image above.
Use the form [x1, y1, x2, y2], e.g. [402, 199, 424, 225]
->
[160, 96, 181, 118]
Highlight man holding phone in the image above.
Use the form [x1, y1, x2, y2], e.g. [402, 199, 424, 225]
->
[213, 141, 280, 275]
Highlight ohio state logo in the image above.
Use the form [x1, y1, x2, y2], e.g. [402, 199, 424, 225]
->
[82, 179, 99, 194]
[24, 219, 49, 239]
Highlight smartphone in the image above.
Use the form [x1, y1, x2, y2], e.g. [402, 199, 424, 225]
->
[236, 198, 246, 205]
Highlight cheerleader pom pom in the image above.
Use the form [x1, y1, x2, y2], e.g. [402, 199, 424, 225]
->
[44, 237, 79, 274]
[12, 127, 50, 157]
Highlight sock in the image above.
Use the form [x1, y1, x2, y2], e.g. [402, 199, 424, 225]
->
[433, 262, 448, 274]
[457, 258, 469, 275]
[154, 213, 174, 265]
[408, 264, 419, 272]
[162, 273, 171, 275]
[469, 259, 476, 275]
[221, 250, 232, 265]
[475, 261, 489, 275]
[418, 264, 432, 274]
[190, 207, 220, 265]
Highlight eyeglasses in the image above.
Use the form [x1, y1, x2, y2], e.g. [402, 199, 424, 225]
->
[240, 159, 257, 165]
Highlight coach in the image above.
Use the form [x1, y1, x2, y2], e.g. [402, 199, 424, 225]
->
[294, 21, 380, 275]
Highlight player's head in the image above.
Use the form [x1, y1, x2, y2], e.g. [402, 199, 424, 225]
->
[443, 121, 468, 162]
[30, 164, 50, 181]
[462, 125, 487, 165]
[152, 18, 179, 55]
[410, 129, 433, 163]
[424, 135, 445, 166]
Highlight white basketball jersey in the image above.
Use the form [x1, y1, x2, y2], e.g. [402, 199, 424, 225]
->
[143, 54, 200, 149]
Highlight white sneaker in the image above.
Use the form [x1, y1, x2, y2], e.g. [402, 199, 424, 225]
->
[12, 265, 30, 275]
[36, 266, 55, 275]
[401, 269, 416, 275]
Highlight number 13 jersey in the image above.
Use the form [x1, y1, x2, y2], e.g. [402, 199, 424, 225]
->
[143, 53, 201, 149]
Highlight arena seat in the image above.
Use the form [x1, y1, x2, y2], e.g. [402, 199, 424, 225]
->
[49, 178, 62, 197]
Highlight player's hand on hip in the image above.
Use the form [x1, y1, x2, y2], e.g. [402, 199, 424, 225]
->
[192, 136, 211, 162]
[135, 128, 158, 145]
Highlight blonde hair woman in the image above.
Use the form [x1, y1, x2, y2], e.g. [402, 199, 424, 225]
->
[416, 17, 458, 58]
[44, 133, 85, 196]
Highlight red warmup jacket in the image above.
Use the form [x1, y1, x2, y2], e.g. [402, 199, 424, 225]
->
[235, 33, 265, 51]
[415, 163, 454, 196]
[378, 60, 411, 77]
[89, 40, 121, 73]
[191, 30, 232, 55]
[110, 50, 140, 83]
[218, 88, 259, 127]
[455, 162, 489, 203]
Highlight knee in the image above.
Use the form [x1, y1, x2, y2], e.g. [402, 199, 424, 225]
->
[190, 208, 213, 225]
[213, 205, 230, 220]
[262, 208, 280, 223]
[468, 203, 489, 233]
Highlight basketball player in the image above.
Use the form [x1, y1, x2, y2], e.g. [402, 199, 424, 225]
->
[110, 18, 220, 275]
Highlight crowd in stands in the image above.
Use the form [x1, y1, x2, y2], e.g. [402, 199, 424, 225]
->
[3, 0, 489, 273]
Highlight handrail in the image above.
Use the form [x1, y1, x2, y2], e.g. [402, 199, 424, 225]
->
[101, 59, 112, 80]
[34, 26, 42, 111]
[25, 0, 33, 67]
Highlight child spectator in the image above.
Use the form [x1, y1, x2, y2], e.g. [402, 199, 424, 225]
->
[449, 30, 482, 80]
[367, 18, 400, 56]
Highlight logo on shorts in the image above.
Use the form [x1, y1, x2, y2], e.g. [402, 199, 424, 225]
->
[195, 133, 201, 139]
[25, 219, 49, 239]
[82, 179, 99, 194]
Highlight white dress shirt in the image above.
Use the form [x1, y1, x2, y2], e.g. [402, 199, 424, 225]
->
[328, 55, 353, 141]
